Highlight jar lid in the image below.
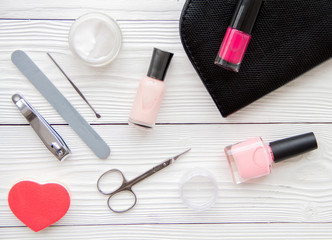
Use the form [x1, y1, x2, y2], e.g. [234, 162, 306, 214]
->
[179, 168, 218, 211]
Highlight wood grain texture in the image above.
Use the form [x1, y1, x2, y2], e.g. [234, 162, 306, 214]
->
[0, 0, 185, 20]
[0, 20, 331, 124]
[0, 223, 332, 240]
[1, 0, 332, 238]
[0, 125, 331, 226]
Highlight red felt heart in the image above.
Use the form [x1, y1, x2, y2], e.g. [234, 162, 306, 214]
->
[8, 180, 70, 232]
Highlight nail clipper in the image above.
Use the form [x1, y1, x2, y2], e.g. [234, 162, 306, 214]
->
[12, 93, 71, 161]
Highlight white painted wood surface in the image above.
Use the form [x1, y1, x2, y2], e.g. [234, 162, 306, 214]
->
[0, 0, 331, 239]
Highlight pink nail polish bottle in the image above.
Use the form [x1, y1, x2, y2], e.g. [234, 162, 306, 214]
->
[129, 48, 174, 128]
[225, 132, 318, 184]
[215, 0, 263, 72]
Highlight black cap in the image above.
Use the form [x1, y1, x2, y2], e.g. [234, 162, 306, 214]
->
[147, 48, 174, 81]
[230, 0, 263, 34]
[270, 132, 318, 163]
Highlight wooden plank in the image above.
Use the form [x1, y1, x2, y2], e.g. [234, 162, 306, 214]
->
[0, 0, 185, 20]
[0, 124, 331, 226]
[0, 20, 331, 124]
[0, 223, 332, 239]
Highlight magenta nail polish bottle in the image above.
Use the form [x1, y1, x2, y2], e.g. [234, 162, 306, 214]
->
[215, 0, 263, 72]
[224, 132, 318, 184]
[129, 48, 174, 128]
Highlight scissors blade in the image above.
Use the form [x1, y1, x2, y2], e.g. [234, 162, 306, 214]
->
[159, 148, 191, 169]
[114, 148, 191, 198]
[171, 148, 191, 162]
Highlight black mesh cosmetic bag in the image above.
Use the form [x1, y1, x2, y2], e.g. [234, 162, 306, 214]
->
[180, 0, 332, 117]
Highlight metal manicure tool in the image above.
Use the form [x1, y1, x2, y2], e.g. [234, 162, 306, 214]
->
[97, 148, 191, 213]
[11, 50, 110, 159]
[12, 93, 71, 161]
[46, 52, 101, 119]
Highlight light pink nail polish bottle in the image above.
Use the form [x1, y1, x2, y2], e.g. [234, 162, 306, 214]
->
[224, 132, 318, 184]
[129, 48, 174, 128]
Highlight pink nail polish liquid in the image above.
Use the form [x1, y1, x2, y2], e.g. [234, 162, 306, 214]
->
[225, 133, 318, 184]
[215, 0, 263, 72]
[129, 76, 165, 128]
[129, 48, 173, 128]
[217, 27, 251, 67]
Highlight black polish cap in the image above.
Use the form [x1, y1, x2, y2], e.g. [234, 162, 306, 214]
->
[270, 132, 318, 163]
[230, 0, 263, 34]
[147, 48, 174, 81]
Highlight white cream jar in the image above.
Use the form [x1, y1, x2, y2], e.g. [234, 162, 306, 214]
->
[69, 12, 122, 67]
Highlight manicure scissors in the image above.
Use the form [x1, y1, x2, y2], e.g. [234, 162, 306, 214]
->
[97, 148, 191, 213]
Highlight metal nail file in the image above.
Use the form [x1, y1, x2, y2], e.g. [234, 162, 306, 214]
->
[11, 50, 110, 159]
[12, 93, 71, 161]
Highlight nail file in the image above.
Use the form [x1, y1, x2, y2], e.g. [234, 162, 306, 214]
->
[11, 50, 110, 159]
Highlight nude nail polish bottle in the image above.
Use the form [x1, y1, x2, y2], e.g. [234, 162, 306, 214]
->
[129, 48, 174, 128]
[215, 0, 263, 72]
[224, 132, 318, 184]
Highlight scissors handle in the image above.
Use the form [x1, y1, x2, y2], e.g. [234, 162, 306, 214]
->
[97, 169, 127, 195]
[97, 169, 138, 213]
[107, 190, 137, 213]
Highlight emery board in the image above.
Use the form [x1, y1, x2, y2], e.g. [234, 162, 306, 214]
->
[11, 50, 110, 159]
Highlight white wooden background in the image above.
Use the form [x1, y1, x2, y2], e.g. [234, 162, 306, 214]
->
[0, 0, 332, 239]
